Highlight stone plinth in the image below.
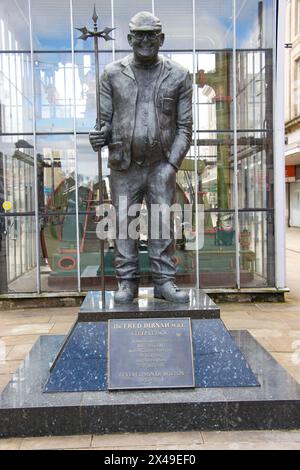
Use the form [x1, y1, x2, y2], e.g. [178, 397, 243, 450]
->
[79, 288, 220, 321]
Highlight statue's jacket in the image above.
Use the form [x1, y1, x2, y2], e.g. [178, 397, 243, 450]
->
[100, 54, 193, 171]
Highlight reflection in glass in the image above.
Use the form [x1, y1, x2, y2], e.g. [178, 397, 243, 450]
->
[34, 53, 74, 132]
[0, 53, 33, 133]
[0, 140, 36, 292]
[236, 0, 273, 49]
[195, 0, 233, 50]
[0, 216, 36, 293]
[77, 134, 109, 290]
[199, 211, 236, 288]
[237, 132, 274, 210]
[195, 52, 233, 131]
[30, 0, 71, 50]
[236, 50, 273, 130]
[0, 136, 35, 213]
[0, 0, 30, 51]
[195, 132, 234, 210]
[76, 134, 110, 199]
[154, 0, 193, 50]
[239, 211, 275, 287]
[36, 134, 75, 213]
[40, 214, 77, 291]
[74, 52, 113, 132]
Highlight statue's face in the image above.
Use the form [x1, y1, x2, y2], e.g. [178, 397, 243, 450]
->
[128, 31, 164, 61]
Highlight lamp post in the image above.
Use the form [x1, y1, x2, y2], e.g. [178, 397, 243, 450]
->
[76, 5, 115, 308]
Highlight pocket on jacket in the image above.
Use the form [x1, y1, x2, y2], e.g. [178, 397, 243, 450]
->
[108, 141, 123, 167]
[162, 97, 175, 114]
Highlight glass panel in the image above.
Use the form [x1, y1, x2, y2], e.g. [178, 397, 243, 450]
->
[114, 0, 152, 50]
[30, 0, 71, 50]
[160, 51, 193, 74]
[0, 215, 37, 293]
[74, 51, 113, 132]
[239, 210, 275, 287]
[36, 134, 75, 214]
[77, 135, 109, 290]
[175, 157, 198, 289]
[34, 52, 74, 132]
[154, 0, 193, 50]
[76, 133, 109, 202]
[194, 132, 235, 210]
[0, 135, 35, 213]
[236, 0, 274, 49]
[195, 0, 233, 50]
[236, 50, 273, 130]
[195, 51, 233, 131]
[73, 0, 113, 52]
[77, 133, 109, 289]
[199, 211, 236, 288]
[0, 0, 30, 51]
[77, 133, 110, 290]
[0, 52, 33, 133]
[39, 213, 77, 291]
[237, 131, 274, 210]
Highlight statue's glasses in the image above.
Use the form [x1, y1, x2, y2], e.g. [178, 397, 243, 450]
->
[130, 31, 161, 42]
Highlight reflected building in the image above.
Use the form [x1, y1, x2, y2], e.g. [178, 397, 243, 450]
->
[0, 0, 285, 297]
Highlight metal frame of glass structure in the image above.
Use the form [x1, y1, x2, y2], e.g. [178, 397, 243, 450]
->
[0, 0, 286, 296]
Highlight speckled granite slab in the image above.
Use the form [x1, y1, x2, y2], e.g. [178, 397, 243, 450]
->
[44, 320, 259, 392]
[1, 325, 300, 437]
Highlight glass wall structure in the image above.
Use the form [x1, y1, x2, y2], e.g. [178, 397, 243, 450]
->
[0, 0, 282, 294]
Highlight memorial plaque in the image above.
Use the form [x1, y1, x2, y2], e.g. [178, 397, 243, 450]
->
[108, 318, 195, 390]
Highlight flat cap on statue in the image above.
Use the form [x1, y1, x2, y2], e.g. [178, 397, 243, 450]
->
[129, 11, 162, 31]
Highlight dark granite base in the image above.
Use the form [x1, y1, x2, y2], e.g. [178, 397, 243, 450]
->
[44, 320, 259, 392]
[1, 330, 300, 437]
[79, 288, 220, 321]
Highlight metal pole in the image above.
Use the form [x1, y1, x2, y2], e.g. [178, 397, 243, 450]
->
[233, 0, 241, 289]
[76, 6, 115, 308]
[273, 0, 286, 289]
[70, 0, 82, 293]
[93, 12, 106, 308]
[192, 0, 200, 290]
[28, 0, 41, 293]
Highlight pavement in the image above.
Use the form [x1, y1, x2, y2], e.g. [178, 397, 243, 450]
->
[0, 228, 300, 450]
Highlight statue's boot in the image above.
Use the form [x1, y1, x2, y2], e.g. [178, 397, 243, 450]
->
[154, 281, 189, 303]
[114, 280, 138, 304]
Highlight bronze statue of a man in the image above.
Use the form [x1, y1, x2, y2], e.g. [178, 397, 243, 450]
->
[90, 11, 193, 303]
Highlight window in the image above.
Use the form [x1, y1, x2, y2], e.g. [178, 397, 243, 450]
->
[296, 0, 300, 35]
[294, 57, 300, 117]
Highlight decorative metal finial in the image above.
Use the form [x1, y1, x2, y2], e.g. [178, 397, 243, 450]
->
[75, 7, 115, 42]
[92, 4, 98, 24]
